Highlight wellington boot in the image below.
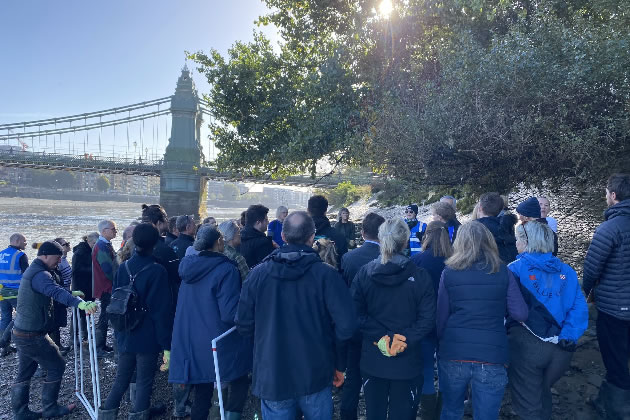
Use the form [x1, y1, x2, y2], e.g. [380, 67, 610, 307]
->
[128, 382, 137, 404]
[602, 381, 630, 420]
[97, 406, 119, 420]
[11, 382, 42, 420]
[420, 393, 439, 420]
[225, 411, 242, 420]
[128, 408, 150, 420]
[172, 383, 192, 418]
[41, 380, 76, 418]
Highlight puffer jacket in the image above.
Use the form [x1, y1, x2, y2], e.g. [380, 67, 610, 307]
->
[583, 199, 630, 320]
[509, 252, 588, 343]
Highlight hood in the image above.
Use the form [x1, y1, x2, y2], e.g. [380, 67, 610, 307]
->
[179, 251, 235, 284]
[477, 216, 501, 235]
[72, 241, 91, 255]
[605, 199, 630, 221]
[240, 225, 266, 241]
[499, 213, 517, 227]
[367, 254, 417, 287]
[312, 215, 332, 233]
[267, 244, 321, 280]
[517, 252, 562, 273]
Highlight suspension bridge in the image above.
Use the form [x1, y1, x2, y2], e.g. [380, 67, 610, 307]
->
[0, 67, 374, 216]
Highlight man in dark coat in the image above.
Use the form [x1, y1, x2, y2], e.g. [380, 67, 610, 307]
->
[240, 204, 275, 269]
[476, 192, 518, 264]
[236, 211, 357, 419]
[165, 216, 178, 246]
[308, 195, 348, 262]
[339, 212, 385, 420]
[169, 215, 196, 260]
[583, 173, 630, 419]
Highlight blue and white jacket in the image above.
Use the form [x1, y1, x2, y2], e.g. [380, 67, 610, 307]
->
[508, 252, 588, 343]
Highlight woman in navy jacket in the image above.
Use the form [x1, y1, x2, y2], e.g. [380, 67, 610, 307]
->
[169, 226, 251, 420]
[352, 218, 436, 420]
[99, 223, 173, 420]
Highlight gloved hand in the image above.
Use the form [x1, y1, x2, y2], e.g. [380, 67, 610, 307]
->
[558, 339, 577, 352]
[333, 370, 345, 387]
[71, 290, 85, 298]
[160, 350, 171, 372]
[391, 334, 407, 355]
[78, 301, 98, 315]
[374, 336, 394, 357]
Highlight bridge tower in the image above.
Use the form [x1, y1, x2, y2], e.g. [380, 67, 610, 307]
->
[159, 66, 207, 219]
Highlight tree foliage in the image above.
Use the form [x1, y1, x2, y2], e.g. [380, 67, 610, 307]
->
[192, 0, 630, 192]
[96, 175, 110, 192]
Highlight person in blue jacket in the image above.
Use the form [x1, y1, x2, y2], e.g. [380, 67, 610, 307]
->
[236, 211, 356, 420]
[507, 221, 588, 420]
[98, 223, 174, 420]
[267, 205, 288, 247]
[169, 225, 251, 420]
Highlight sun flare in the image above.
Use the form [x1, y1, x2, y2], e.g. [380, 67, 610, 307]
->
[378, 0, 393, 18]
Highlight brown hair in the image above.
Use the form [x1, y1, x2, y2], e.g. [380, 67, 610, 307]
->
[421, 221, 454, 258]
[313, 238, 338, 269]
[446, 221, 502, 273]
[432, 201, 456, 222]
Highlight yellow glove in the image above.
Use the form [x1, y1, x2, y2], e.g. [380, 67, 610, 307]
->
[78, 301, 98, 315]
[160, 350, 171, 372]
[72, 290, 85, 298]
[374, 336, 393, 357]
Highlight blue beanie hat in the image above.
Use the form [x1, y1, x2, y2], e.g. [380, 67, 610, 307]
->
[516, 197, 541, 218]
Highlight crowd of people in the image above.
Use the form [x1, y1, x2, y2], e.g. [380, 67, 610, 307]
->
[0, 172, 628, 420]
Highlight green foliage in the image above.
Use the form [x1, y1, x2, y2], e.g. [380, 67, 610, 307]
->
[96, 175, 110, 192]
[317, 181, 370, 208]
[29, 170, 77, 189]
[193, 0, 630, 193]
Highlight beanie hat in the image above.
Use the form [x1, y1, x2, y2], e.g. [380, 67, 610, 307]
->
[516, 197, 542, 218]
[406, 204, 419, 216]
[37, 240, 63, 256]
[132, 223, 160, 251]
[194, 225, 221, 251]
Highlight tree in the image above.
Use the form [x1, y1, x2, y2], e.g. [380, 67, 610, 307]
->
[96, 175, 110, 192]
[192, 0, 630, 192]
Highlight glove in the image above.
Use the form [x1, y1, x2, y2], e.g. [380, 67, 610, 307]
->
[78, 301, 98, 315]
[557, 339, 577, 353]
[391, 334, 407, 355]
[71, 290, 85, 298]
[333, 370, 345, 388]
[374, 336, 393, 357]
[160, 350, 171, 372]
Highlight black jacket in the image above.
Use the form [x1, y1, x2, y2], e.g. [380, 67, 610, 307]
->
[170, 233, 194, 261]
[71, 241, 93, 300]
[236, 245, 356, 401]
[477, 216, 518, 264]
[240, 226, 275, 269]
[583, 199, 630, 320]
[313, 215, 348, 261]
[152, 237, 180, 313]
[164, 232, 177, 246]
[351, 254, 435, 380]
[341, 241, 380, 287]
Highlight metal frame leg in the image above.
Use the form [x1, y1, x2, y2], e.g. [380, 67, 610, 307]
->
[72, 306, 101, 419]
[212, 326, 237, 420]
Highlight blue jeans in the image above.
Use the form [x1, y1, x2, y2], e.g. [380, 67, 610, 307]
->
[261, 386, 332, 420]
[0, 298, 17, 332]
[439, 360, 507, 420]
[421, 336, 437, 395]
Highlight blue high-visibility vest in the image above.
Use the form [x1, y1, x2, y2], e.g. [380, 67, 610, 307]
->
[0, 247, 25, 289]
[421, 223, 455, 243]
[409, 221, 422, 256]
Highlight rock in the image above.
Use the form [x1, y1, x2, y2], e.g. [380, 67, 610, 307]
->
[587, 374, 603, 388]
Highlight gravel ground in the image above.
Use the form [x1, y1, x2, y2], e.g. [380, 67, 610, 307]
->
[0, 309, 606, 420]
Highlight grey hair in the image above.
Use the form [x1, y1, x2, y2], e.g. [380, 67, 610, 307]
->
[440, 195, 457, 210]
[86, 232, 100, 245]
[176, 215, 193, 232]
[515, 222, 555, 254]
[378, 218, 410, 264]
[282, 211, 315, 245]
[218, 220, 240, 242]
[276, 206, 288, 218]
[98, 220, 114, 234]
[9, 233, 24, 245]
[193, 225, 221, 251]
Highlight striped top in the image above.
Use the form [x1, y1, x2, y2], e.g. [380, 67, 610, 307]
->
[58, 256, 72, 290]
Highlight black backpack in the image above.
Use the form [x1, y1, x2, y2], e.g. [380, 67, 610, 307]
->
[107, 262, 154, 332]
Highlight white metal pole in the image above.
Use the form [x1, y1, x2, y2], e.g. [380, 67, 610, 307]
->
[211, 326, 236, 420]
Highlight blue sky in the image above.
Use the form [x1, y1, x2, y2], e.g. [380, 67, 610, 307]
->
[0, 1, 278, 158]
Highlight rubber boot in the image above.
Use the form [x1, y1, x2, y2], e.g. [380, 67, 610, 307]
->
[589, 381, 607, 418]
[172, 384, 192, 418]
[41, 380, 76, 418]
[603, 381, 630, 420]
[225, 411, 242, 420]
[11, 382, 42, 420]
[128, 408, 150, 420]
[420, 393, 438, 420]
[97, 407, 119, 420]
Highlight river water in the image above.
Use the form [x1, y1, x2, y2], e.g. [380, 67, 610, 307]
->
[0, 197, 245, 262]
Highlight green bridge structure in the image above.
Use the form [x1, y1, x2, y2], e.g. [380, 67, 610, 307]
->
[0, 67, 374, 217]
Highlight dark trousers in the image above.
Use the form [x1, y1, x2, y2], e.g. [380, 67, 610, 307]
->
[597, 310, 630, 389]
[340, 338, 362, 419]
[103, 352, 158, 412]
[190, 383, 214, 420]
[223, 375, 250, 412]
[361, 373, 421, 420]
[508, 326, 573, 420]
[0, 298, 17, 332]
[12, 331, 66, 384]
[96, 292, 111, 350]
